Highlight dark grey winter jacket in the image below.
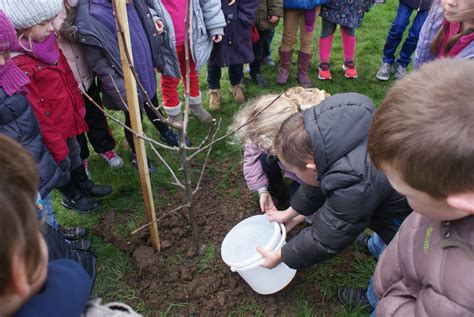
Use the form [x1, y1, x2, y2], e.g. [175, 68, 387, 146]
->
[281, 93, 412, 269]
[0, 89, 62, 198]
[75, 0, 180, 111]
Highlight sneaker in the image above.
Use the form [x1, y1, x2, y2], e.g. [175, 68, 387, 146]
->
[230, 84, 245, 103]
[159, 129, 191, 147]
[318, 62, 332, 80]
[263, 55, 276, 66]
[82, 159, 91, 178]
[130, 152, 156, 174]
[59, 225, 88, 241]
[244, 63, 250, 73]
[394, 63, 407, 80]
[338, 288, 370, 308]
[100, 150, 123, 169]
[251, 73, 268, 87]
[208, 89, 221, 111]
[376, 62, 392, 81]
[343, 60, 358, 79]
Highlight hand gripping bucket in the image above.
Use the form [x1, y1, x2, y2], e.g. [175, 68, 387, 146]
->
[221, 215, 297, 295]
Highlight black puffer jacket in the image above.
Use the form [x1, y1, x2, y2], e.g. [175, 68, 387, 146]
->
[0, 89, 62, 198]
[281, 93, 412, 269]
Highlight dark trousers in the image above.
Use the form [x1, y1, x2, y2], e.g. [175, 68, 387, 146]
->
[124, 94, 169, 154]
[77, 80, 116, 160]
[250, 29, 272, 77]
[57, 137, 83, 187]
[260, 153, 300, 205]
[263, 27, 275, 58]
[207, 64, 244, 89]
[382, 2, 428, 67]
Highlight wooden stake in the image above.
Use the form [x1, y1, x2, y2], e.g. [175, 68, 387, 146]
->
[113, 0, 160, 251]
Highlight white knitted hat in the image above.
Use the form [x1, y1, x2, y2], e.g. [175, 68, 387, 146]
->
[0, 0, 63, 29]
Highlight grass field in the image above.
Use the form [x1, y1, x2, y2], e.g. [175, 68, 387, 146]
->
[52, 1, 413, 315]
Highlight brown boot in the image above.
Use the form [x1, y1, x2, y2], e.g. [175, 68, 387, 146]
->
[208, 89, 221, 111]
[277, 49, 293, 85]
[230, 84, 245, 103]
[297, 51, 312, 88]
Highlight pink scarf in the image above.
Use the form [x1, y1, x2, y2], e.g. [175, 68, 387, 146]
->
[0, 58, 29, 96]
[18, 33, 59, 65]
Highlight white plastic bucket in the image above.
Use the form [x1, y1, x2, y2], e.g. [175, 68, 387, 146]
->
[221, 215, 297, 295]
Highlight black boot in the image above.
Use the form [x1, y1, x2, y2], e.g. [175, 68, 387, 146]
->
[72, 166, 112, 198]
[59, 179, 100, 213]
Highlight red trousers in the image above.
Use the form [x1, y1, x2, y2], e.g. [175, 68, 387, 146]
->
[160, 45, 200, 107]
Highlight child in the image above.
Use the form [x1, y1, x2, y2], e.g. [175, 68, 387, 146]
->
[54, 0, 123, 171]
[277, 3, 321, 87]
[0, 10, 88, 240]
[229, 87, 329, 212]
[1, 0, 112, 213]
[207, 0, 259, 110]
[368, 59, 474, 316]
[75, 0, 186, 169]
[0, 133, 93, 316]
[160, 0, 226, 124]
[248, 0, 283, 87]
[257, 93, 412, 310]
[375, 0, 431, 81]
[434, 0, 474, 58]
[318, 0, 374, 80]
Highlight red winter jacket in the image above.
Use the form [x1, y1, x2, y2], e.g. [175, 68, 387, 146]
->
[13, 49, 88, 162]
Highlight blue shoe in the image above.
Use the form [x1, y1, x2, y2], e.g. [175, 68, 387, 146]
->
[160, 130, 192, 147]
[130, 153, 156, 174]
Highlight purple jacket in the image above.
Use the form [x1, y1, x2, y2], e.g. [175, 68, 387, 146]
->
[243, 142, 301, 191]
[208, 0, 258, 67]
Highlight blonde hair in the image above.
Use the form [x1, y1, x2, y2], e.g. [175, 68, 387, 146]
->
[229, 87, 329, 152]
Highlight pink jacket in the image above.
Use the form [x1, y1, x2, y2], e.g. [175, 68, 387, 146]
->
[53, 0, 94, 92]
[374, 212, 474, 316]
[243, 142, 301, 191]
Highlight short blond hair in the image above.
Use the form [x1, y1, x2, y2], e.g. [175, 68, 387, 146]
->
[229, 87, 329, 151]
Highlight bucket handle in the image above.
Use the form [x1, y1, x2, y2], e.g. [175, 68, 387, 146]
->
[230, 221, 287, 272]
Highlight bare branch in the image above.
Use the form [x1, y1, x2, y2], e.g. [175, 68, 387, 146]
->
[81, 92, 179, 152]
[148, 144, 185, 189]
[108, 73, 129, 111]
[131, 204, 189, 235]
[193, 119, 221, 194]
[187, 92, 284, 161]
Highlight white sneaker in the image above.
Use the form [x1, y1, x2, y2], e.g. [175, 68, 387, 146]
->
[101, 150, 123, 169]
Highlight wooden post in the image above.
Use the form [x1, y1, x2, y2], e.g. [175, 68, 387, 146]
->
[113, 0, 160, 251]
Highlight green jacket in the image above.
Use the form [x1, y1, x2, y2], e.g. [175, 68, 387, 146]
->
[256, 0, 283, 30]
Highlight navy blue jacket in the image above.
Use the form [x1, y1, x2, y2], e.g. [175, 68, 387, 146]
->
[0, 89, 62, 198]
[281, 93, 412, 269]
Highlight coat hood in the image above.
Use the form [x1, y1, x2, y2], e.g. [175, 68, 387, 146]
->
[303, 92, 375, 178]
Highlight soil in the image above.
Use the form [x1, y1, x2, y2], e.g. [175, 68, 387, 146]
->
[94, 159, 363, 316]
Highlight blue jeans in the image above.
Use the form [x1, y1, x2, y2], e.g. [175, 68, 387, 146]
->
[382, 2, 428, 67]
[263, 27, 275, 58]
[207, 64, 243, 89]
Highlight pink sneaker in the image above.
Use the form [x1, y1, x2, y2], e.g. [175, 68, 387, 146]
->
[343, 61, 358, 79]
[82, 159, 91, 178]
[318, 62, 332, 80]
[100, 150, 123, 169]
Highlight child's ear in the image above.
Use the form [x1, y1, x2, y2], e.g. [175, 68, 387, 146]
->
[447, 193, 474, 214]
[305, 161, 317, 171]
[9, 251, 31, 297]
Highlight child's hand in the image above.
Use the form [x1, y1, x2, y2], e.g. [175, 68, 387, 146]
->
[268, 16, 279, 23]
[256, 247, 282, 269]
[155, 19, 164, 34]
[259, 192, 277, 213]
[213, 35, 223, 43]
[266, 206, 299, 223]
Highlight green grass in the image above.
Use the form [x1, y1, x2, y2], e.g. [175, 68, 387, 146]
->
[52, 1, 417, 314]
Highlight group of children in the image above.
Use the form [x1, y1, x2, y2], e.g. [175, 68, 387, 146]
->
[0, 0, 473, 315]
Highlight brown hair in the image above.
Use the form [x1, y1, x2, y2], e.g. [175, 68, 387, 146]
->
[273, 111, 313, 170]
[368, 59, 474, 198]
[0, 135, 42, 294]
[430, 4, 474, 56]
